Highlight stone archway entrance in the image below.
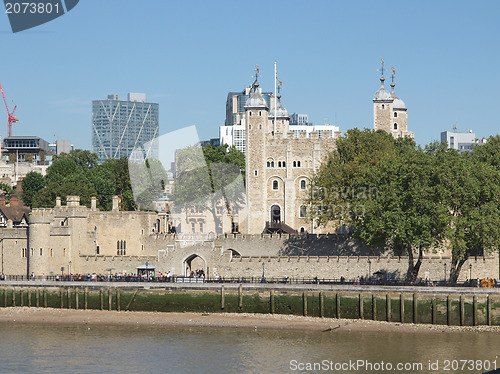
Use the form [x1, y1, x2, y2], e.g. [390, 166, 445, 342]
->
[183, 254, 206, 277]
[271, 204, 281, 223]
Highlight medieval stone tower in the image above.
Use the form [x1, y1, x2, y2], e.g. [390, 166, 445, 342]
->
[373, 60, 414, 138]
[243, 69, 341, 235]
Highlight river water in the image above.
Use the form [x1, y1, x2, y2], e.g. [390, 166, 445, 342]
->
[0, 323, 498, 373]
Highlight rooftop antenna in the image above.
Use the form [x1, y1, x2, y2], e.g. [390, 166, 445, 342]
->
[452, 122, 458, 132]
[274, 61, 277, 133]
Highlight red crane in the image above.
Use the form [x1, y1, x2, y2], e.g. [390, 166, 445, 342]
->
[0, 82, 19, 137]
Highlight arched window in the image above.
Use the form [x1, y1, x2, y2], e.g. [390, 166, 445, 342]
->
[267, 161, 270, 167]
[283, 161, 286, 167]
[381, 104, 385, 109]
[394, 112, 398, 118]
[299, 205, 307, 218]
[117, 241, 120, 250]
[273, 180, 278, 190]
[259, 111, 262, 116]
[394, 123, 398, 130]
[293, 161, 296, 167]
[271, 161, 274, 167]
[278, 161, 281, 167]
[300, 227, 305, 233]
[300, 180, 306, 189]
[297, 161, 301, 167]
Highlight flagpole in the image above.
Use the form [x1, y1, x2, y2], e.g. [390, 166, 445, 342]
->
[274, 61, 277, 134]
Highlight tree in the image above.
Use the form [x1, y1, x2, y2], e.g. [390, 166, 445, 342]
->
[307, 130, 449, 282]
[21, 171, 46, 207]
[173, 144, 245, 234]
[33, 151, 137, 211]
[436, 147, 500, 284]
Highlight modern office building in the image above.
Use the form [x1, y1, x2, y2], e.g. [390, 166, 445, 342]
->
[440, 129, 486, 152]
[2, 136, 51, 165]
[289, 113, 311, 126]
[48, 139, 74, 155]
[92, 93, 159, 163]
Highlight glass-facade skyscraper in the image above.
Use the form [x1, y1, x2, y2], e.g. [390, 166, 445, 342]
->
[92, 93, 159, 163]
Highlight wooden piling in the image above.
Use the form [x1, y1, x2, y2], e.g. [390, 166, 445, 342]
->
[238, 284, 243, 311]
[67, 289, 71, 309]
[221, 286, 225, 310]
[472, 295, 477, 326]
[100, 289, 103, 310]
[270, 289, 275, 314]
[20, 289, 24, 307]
[75, 288, 79, 310]
[460, 296, 464, 326]
[60, 289, 63, 309]
[386, 293, 391, 322]
[108, 289, 112, 311]
[12, 288, 15, 307]
[400, 293, 404, 323]
[43, 289, 47, 308]
[372, 294, 376, 321]
[432, 297, 437, 325]
[336, 293, 341, 319]
[117, 289, 120, 311]
[413, 293, 418, 324]
[36, 288, 40, 307]
[447, 295, 451, 326]
[319, 292, 324, 318]
[359, 293, 363, 320]
[487, 295, 491, 326]
[28, 289, 31, 307]
[302, 292, 308, 316]
[84, 288, 88, 310]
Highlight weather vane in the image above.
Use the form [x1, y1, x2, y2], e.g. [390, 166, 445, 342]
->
[391, 67, 396, 84]
[377, 58, 385, 77]
[277, 78, 282, 94]
[254, 64, 260, 80]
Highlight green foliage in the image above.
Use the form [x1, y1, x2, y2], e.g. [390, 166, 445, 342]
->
[0, 182, 14, 202]
[173, 144, 245, 234]
[21, 171, 46, 207]
[308, 129, 500, 282]
[32, 151, 136, 210]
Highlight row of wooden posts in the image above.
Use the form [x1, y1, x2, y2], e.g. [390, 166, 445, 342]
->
[1, 287, 134, 312]
[223, 285, 495, 326]
[1, 285, 496, 326]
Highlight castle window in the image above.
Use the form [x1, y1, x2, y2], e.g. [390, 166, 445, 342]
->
[249, 112, 252, 117]
[191, 222, 196, 232]
[300, 227, 305, 233]
[273, 180, 279, 190]
[117, 241, 120, 250]
[283, 161, 286, 167]
[271, 161, 274, 167]
[124, 241, 126, 250]
[381, 104, 385, 109]
[259, 111, 262, 116]
[40, 248, 42, 256]
[199, 222, 204, 232]
[259, 125, 262, 129]
[117, 250, 120, 255]
[394, 112, 398, 118]
[254, 170, 258, 176]
[300, 180, 306, 190]
[394, 123, 398, 130]
[297, 161, 301, 167]
[299, 205, 307, 218]
[278, 161, 281, 167]
[267, 161, 270, 167]
[293, 161, 296, 167]
[96, 246, 100, 255]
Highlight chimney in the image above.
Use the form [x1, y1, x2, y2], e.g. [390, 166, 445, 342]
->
[112, 196, 120, 212]
[67, 196, 80, 207]
[91, 197, 97, 211]
[10, 194, 19, 207]
[56, 197, 62, 207]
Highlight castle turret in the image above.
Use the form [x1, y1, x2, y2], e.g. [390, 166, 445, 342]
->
[269, 83, 289, 134]
[390, 70, 409, 137]
[244, 66, 269, 234]
[373, 58, 394, 133]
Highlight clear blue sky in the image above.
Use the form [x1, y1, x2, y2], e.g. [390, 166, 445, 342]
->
[1, 0, 498, 149]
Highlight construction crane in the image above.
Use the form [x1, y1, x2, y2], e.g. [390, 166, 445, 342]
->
[0, 82, 19, 137]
